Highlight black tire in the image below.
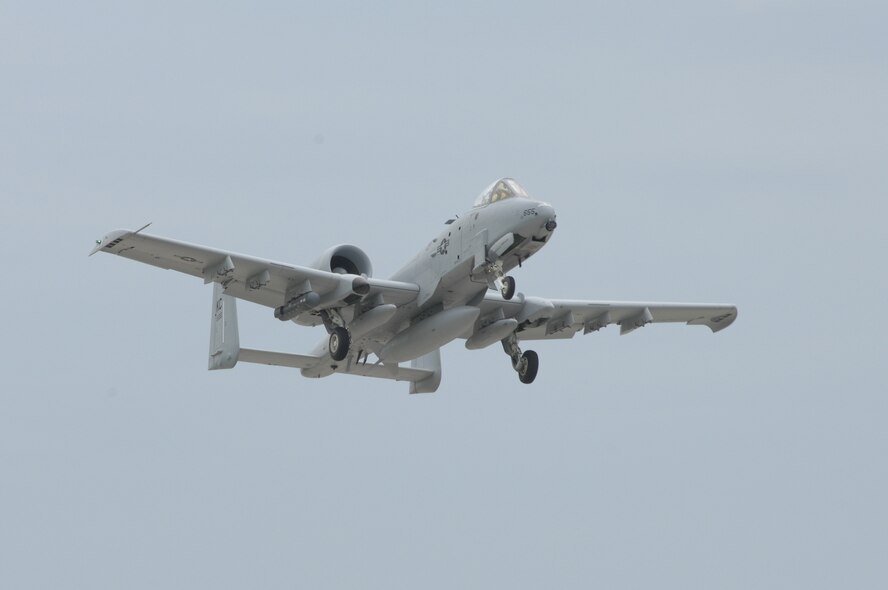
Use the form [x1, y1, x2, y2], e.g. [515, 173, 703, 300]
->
[501, 276, 516, 300]
[518, 350, 539, 384]
[329, 326, 350, 361]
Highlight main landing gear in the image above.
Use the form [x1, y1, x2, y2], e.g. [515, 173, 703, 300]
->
[328, 326, 350, 361]
[502, 333, 539, 384]
[321, 310, 351, 361]
[500, 275, 516, 300]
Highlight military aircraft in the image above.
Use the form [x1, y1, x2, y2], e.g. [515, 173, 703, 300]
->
[91, 178, 737, 393]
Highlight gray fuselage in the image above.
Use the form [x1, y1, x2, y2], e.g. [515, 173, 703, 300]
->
[302, 195, 557, 374]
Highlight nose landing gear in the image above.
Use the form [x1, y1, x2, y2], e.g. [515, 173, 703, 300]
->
[477, 257, 517, 300]
[490, 263, 516, 300]
[502, 333, 539, 384]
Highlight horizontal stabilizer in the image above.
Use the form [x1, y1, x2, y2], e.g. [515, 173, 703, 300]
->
[239, 348, 319, 369]
[237, 347, 438, 388]
[346, 361, 438, 386]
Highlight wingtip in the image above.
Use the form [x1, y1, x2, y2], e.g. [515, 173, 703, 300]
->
[709, 306, 738, 332]
[89, 229, 131, 256]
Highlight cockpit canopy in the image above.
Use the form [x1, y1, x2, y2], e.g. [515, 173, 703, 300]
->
[473, 178, 530, 208]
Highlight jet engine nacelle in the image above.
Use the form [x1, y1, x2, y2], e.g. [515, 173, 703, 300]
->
[310, 244, 374, 277]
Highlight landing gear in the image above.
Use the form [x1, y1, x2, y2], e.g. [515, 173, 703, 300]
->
[502, 333, 539, 384]
[500, 275, 516, 300]
[329, 326, 350, 361]
[479, 258, 517, 301]
[320, 309, 351, 361]
[517, 350, 539, 384]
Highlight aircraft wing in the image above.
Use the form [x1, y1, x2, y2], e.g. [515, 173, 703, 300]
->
[480, 294, 737, 339]
[90, 227, 419, 311]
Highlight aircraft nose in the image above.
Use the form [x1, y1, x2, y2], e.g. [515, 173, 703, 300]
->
[538, 203, 557, 231]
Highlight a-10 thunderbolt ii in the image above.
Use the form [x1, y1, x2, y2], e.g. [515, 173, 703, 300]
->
[91, 178, 737, 393]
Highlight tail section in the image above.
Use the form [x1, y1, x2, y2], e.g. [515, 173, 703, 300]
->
[206, 282, 442, 392]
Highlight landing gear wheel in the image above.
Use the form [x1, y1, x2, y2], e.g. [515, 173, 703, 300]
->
[501, 276, 516, 300]
[329, 326, 350, 361]
[517, 350, 539, 384]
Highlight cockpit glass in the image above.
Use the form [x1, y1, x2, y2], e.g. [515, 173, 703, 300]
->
[473, 178, 529, 207]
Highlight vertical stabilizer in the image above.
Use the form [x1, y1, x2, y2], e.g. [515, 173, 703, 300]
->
[208, 283, 240, 370]
[409, 349, 442, 394]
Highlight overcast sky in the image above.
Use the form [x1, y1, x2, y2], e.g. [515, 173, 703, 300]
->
[1, 1, 886, 588]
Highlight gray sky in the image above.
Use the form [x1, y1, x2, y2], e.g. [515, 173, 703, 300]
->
[2, 1, 886, 588]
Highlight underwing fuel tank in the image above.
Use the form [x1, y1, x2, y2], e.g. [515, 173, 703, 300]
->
[349, 304, 398, 340]
[465, 318, 519, 350]
[380, 306, 481, 363]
